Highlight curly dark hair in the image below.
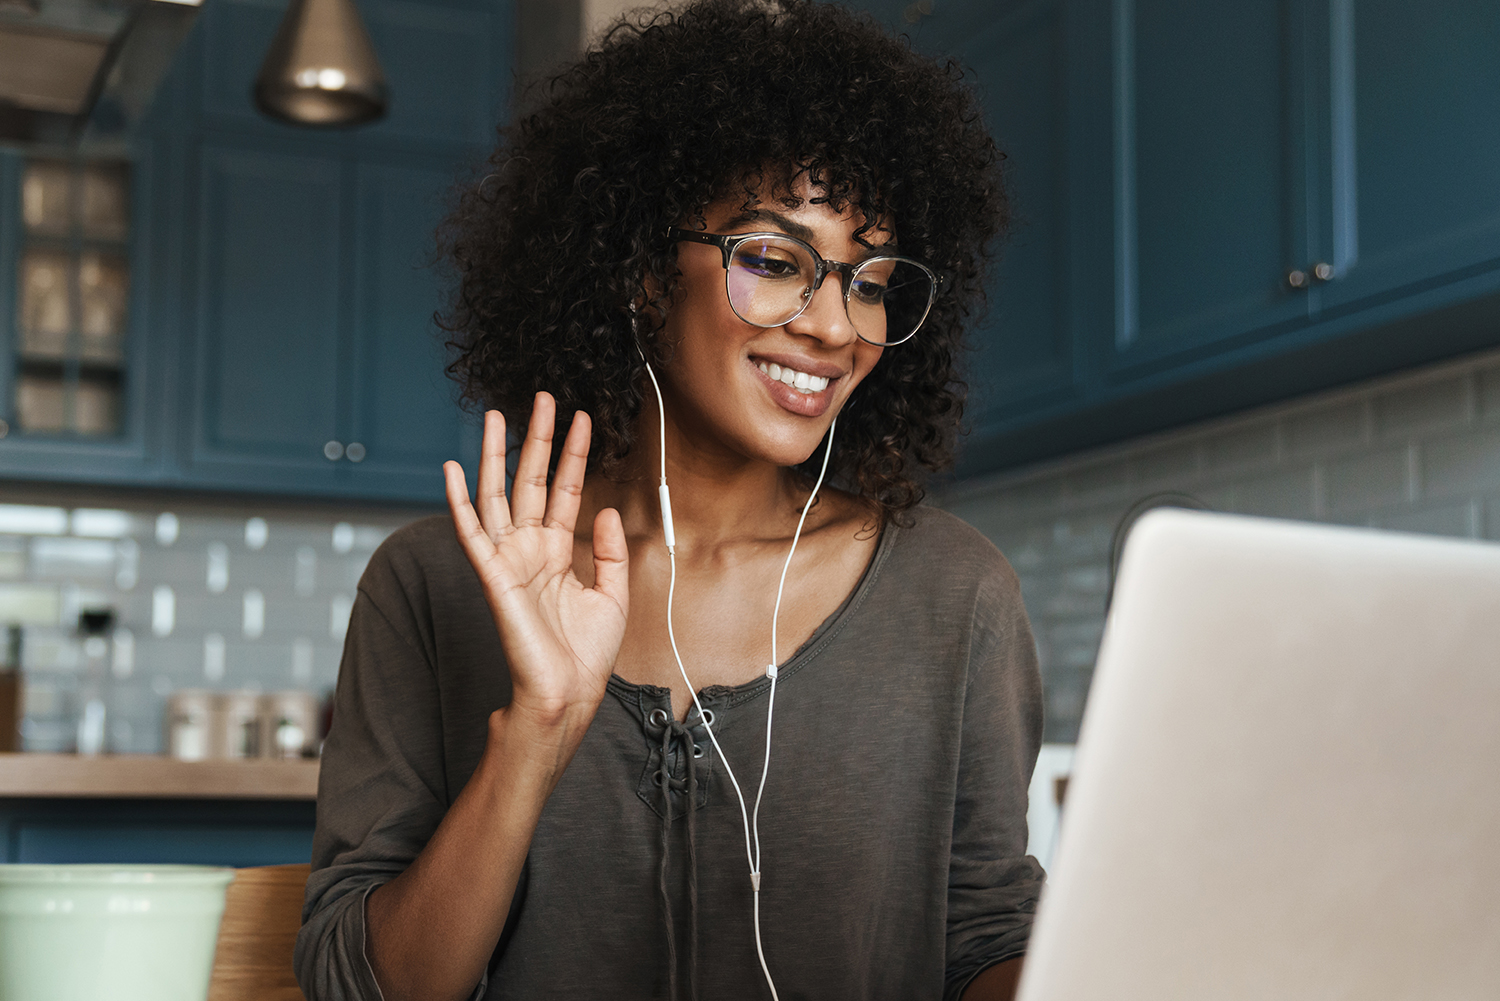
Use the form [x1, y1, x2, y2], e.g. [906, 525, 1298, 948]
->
[440, 0, 1006, 519]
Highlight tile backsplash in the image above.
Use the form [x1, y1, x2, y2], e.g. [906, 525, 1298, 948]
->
[938, 345, 1500, 743]
[0, 488, 429, 753]
[8, 344, 1500, 753]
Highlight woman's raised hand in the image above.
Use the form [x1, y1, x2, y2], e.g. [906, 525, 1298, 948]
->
[443, 393, 629, 728]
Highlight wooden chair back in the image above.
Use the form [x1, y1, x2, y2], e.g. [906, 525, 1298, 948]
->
[207, 863, 311, 1001]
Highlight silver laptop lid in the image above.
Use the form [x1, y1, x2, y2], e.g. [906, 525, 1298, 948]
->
[1018, 509, 1500, 1001]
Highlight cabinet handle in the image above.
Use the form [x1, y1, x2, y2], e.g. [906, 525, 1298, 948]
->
[323, 440, 344, 461]
[1312, 262, 1333, 282]
[346, 442, 366, 463]
[1287, 269, 1309, 289]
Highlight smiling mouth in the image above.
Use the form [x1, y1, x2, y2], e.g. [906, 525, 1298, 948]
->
[755, 360, 831, 394]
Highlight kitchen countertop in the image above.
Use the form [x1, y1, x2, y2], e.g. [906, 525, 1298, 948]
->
[0, 752, 319, 799]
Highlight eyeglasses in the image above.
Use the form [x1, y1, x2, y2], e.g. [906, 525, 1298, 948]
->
[669, 227, 947, 346]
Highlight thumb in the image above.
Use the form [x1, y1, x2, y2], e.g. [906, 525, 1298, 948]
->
[590, 507, 629, 616]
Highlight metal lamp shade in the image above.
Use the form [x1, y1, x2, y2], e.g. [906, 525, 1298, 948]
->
[253, 0, 388, 127]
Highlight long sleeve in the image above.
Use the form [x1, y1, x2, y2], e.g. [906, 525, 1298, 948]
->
[294, 583, 448, 1001]
[943, 554, 1047, 1000]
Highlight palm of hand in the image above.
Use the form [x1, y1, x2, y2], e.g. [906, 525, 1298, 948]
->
[477, 520, 625, 712]
[445, 396, 630, 721]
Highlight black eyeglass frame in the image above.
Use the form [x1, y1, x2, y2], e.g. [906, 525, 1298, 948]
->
[668, 227, 950, 346]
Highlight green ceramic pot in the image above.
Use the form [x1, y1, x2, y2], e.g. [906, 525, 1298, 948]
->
[0, 864, 236, 1001]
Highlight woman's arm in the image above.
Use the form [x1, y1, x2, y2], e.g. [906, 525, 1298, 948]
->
[363, 396, 629, 1001]
[962, 956, 1024, 1001]
[944, 534, 1046, 998]
[363, 703, 591, 1001]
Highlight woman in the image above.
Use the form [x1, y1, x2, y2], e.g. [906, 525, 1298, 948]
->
[295, 2, 1043, 999]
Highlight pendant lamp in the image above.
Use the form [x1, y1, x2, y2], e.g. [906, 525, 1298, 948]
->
[253, 0, 388, 127]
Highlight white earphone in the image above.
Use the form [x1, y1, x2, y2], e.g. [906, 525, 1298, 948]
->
[640, 354, 836, 1001]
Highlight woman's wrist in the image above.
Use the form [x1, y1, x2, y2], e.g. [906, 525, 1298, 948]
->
[483, 700, 599, 791]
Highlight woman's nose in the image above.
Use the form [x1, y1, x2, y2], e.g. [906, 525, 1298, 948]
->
[785, 274, 857, 345]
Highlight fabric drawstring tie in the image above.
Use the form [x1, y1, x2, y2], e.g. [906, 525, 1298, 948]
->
[655, 715, 701, 1001]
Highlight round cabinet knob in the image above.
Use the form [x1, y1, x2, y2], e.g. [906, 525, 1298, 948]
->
[323, 440, 344, 461]
[345, 442, 366, 463]
[1287, 270, 1309, 289]
[1312, 262, 1334, 282]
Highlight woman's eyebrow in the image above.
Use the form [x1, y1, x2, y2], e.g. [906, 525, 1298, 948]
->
[721, 209, 900, 253]
[721, 209, 817, 243]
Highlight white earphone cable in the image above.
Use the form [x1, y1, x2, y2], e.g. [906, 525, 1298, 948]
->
[641, 359, 837, 1001]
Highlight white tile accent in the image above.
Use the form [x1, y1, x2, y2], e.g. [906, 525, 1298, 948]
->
[243, 589, 266, 639]
[150, 585, 175, 637]
[206, 541, 229, 594]
[203, 632, 226, 682]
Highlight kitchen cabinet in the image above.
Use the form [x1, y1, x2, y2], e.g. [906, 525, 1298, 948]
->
[859, 0, 1500, 475]
[8, 0, 1497, 493]
[187, 142, 345, 489]
[177, 0, 501, 499]
[0, 145, 174, 484]
[1316, 0, 1500, 315]
[0, 754, 317, 866]
[0, 0, 503, 502]
[182, 144, 474, 498]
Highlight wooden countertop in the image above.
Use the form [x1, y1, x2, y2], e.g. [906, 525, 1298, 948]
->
[0, 753, 319, 800]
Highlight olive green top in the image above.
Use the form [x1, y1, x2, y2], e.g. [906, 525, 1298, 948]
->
[296, 506, 1044, 1000]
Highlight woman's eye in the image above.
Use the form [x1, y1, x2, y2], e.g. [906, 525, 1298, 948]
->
[737, 254, 801, 279]
[850, 278, 888, 304]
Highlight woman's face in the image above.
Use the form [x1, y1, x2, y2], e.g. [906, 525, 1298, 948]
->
[657, 178, 888, 470]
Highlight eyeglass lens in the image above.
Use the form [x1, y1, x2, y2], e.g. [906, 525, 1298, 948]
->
[724, 236, 934, 344]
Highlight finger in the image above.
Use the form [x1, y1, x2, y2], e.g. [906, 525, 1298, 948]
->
[444, 460, 494, 565]
[474, 410, 512, 537]
[590, 507, 630, 616]
[511, 392, 556, 527]
[544, 411, 592, 535]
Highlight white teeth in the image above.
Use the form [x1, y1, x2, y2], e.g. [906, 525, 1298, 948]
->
[756, 361, 832, 394]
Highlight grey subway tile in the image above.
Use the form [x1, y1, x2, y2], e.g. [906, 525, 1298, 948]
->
[1374, 375, 1471, 438]
[1375, 501, 1477, 539]
[1204, 422, 1279, 472]
[1325, 446, 1410, 513]
[1230, 468, 1317, 520]
[1282, 398, 1368, 457]
[1421, 426, 1500, 499]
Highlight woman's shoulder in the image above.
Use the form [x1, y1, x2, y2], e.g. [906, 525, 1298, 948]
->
[359, 514, 477, 607]
[889, 506, 1014, 571]
[880, 506, 1024, 607]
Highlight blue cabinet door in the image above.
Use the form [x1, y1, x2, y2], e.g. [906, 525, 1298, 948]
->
[1106, 0, 1317, 381]
[1315, 1, 1500, 314]
[183, 142, 344, 491]
[342, 159, 478, 496]
[855, 0, 1102, 454]
[953, 1, 1091, 439]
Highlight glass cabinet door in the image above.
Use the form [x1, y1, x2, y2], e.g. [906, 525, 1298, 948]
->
[11, 159, 131, 438]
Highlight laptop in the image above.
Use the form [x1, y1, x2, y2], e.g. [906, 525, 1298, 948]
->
[1016, 509, 1500, 1001]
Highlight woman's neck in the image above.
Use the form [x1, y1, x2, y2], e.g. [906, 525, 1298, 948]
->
[580, 406, 821, 551]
